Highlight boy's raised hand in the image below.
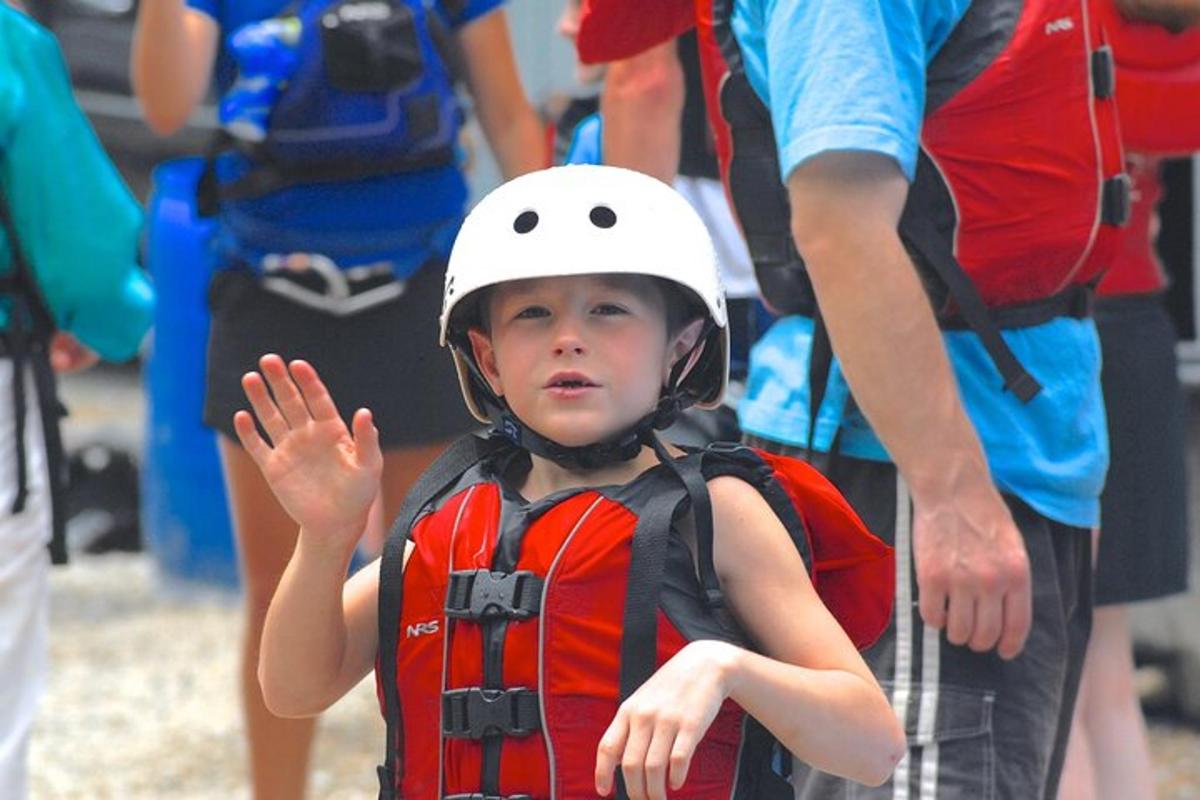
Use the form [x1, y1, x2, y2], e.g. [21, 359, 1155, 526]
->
[594, 640, 738, 799]
[234, 354, 383, 552]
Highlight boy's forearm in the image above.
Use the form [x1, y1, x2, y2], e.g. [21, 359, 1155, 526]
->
[258, 529, 358, 717]
[722, 646, 904, 786]
[1116, 0, 1200, 30]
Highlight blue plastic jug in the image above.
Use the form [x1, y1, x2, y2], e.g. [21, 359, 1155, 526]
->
[141, 158, 238, 588]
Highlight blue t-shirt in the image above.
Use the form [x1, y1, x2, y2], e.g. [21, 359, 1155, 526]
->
[187, 0, 504, 274]
[731, 0, 1109, 528]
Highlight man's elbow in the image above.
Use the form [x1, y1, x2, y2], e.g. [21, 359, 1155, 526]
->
[604, 53, 684, 116]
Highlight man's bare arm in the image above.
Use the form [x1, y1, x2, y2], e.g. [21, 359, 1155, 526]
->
[787, 151, 1031, 659]
[600, 41, 684, 184]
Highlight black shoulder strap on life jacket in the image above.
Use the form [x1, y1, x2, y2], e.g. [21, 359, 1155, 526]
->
[615, 443, 800, 799]
[0, 185, 69, 564]
[376, 431, 511, 800]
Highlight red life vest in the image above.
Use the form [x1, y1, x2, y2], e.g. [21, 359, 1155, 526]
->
[578, 0, 1129, 402]
[1096, 0, 1200, 155]
[1098, 154, 1167, 296]
[1093, 2, 1200, 296]
[375, 438, 892, 799]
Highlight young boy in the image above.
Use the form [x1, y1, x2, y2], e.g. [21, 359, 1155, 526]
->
[240, 165, 904, 798]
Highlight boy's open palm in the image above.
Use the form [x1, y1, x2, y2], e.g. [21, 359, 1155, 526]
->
[234, 355, 383, 548]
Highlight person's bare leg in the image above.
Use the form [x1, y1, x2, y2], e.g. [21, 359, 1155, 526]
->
[1083, 606, 1158, 800]
[220, 436, 317, 800]
[1059, 604, 1158, 800]
[1058, 651, 1098, 800]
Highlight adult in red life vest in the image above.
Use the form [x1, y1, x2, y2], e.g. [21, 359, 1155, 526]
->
[241, 165, 907, 798]
[1058, 3, 1200, 798]
[578, 0, 1127, 797]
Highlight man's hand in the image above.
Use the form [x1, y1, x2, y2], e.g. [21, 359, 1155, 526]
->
[911, 465, 1032, 660]
[234, 354, 382, 556]
[49, 331, 99, 373]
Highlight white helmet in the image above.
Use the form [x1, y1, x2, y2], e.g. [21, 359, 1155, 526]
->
[440, 164, 729, 424]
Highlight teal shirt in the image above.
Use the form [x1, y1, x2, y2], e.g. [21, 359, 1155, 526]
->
[0, 7, 153, 361]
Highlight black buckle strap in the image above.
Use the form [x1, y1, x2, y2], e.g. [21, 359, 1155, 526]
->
[441, 687, 541, 739]
[1092, 46, 1115, 100]
[445, 794, 533, 800]
[444, 569, 544, 621]
[1102, 173, 1132, 227]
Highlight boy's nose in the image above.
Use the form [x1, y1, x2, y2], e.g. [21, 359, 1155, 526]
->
[552, 322, 587, 357]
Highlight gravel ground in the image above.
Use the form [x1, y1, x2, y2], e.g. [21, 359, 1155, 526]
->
[24, 552, 1200, 799]
[29, 555, 382, 799]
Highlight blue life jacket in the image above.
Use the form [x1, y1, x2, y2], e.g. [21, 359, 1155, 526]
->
[202, 0, 465, 211]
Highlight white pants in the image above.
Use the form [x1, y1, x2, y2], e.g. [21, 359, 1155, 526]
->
[0, 361, 51, 800]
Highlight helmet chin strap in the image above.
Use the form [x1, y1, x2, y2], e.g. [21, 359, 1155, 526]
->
[494, 394, 681, 471]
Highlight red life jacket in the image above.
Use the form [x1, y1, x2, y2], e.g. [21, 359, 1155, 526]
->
[375, 436, 893, 799]
[1096, 0, 1200, 155]
[1093, 2, 1200, 296]
[1098, 154, 1167, 296]
[578, 0, 1128, 402]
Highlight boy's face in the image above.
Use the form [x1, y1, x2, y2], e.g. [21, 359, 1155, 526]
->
[468, 274, 701, 449]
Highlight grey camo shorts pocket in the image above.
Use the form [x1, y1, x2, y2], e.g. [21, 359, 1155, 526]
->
[848, 683, 995, 800]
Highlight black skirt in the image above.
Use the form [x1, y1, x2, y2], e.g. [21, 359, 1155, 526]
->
[1094, 292, 1191, 605]
[203, 262, 478, 449]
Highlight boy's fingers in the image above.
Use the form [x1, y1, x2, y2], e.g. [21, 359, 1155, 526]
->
[642, 724, 676, 800]
[619, 712, 653, 800]
[668, 722, 700, 790]
[241, 372, 289, 445]
[289, 359, 341, 422]
[351, 409, 383, 472]
[232, 410, 272, 466]
[595, 712, 630, 796]
[259, 354, 310, 429]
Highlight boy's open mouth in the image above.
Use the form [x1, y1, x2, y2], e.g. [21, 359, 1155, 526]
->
[545, 372, 599, 389]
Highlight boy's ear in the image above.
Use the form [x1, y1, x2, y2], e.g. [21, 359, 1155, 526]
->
[667, 317, 708, 383]
[467, 328, 505, 397]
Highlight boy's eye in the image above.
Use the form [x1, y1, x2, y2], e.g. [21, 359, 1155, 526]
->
[514, 306, 550, 320]
[592, 303, 628, 316]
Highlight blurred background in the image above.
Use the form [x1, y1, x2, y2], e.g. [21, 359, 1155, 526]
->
[16, 0, 1200, 796]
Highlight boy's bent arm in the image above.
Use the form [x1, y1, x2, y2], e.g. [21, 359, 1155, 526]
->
[259, 546, 384, 717]
[710, 476, 905, 785]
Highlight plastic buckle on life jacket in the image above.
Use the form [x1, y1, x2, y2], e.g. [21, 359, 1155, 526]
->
[441, 687, 542, 739]
[1102, 174, 1132, 227]
[444, 569, 544, 620]
[1091, 46, 1115, 100]
[445, 794, 534, 800]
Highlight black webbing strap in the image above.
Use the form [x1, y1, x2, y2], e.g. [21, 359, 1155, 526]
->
[899, 211, 1043, 402]
[805, 307, 835, 461]
[197, 126, 456, 217]
[614, 480, 687, 800]
[649, 442, 723, 608]
[0, 186, 67, 564]
[376, 433, 510, 800]
[445, 794, 532, 800]
[1091, 46, 1115, 100]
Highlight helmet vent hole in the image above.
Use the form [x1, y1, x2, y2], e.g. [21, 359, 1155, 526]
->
[513, 210, 539, 234]
[589, 205, 617, 229]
